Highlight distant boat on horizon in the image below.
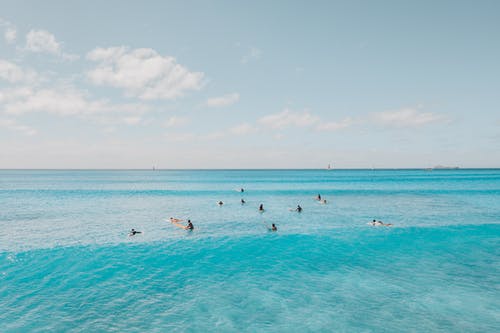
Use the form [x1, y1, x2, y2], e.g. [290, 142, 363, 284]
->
[327, 164, 333, 170]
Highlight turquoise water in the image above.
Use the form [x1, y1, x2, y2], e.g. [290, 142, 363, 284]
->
[1, 169, 499, 332]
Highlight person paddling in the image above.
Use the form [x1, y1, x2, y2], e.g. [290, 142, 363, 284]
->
[171, 219, 194, 230]
[129, 228, 142, 236]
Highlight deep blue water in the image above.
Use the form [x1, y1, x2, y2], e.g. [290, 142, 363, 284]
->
[1, 169, 499, 332]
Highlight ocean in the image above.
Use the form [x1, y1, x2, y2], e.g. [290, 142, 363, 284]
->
[1, 169, 499, 332]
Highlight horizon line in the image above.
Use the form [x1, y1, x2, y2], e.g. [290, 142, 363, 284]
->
[1, 167, 499, 171]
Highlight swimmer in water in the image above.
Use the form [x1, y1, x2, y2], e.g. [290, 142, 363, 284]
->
[296, 205, 302, 212]
[129, 228, 142, 236]
[370, 219, 392, 227]
[241, 198, 246, 204]
[262, 220, 277, 231]
[218, 201, 224, 206]
[259, 204, 264, 212]
[317, 194, 321, 201]
[240, 188, 244, 193]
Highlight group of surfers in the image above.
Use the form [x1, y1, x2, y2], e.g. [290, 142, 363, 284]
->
[129, 192, 391, 236]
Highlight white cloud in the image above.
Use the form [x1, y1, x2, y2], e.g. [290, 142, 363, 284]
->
[0, 87, 33, 104]
[259, 108, 319, 129]
[163, 122, 255, 143]
[241, 46, 262, 64]
[165, 116, 189, 128]
[373, 108, 446, 128]
[206, 93, 240, 107]
[86, 46, 204, 100]
[0, 18, 16, 44]
[164, 132, 195, 142]
[0, 59, 146, 127]
[26, 29, 60, 54]
[25, 29, 78, 60]
[5, 27, 16, 44]
[0, 59, 39, 83]
[316, 117, 352, 131]
[0, 85, 148, 117]
[122, 116, 142, 125]
[229, 123, 256, 135]
[102, 126, 116, 134]
[164, 123, 256, 143]
[202, 131, 226, 140]
[0, 118, 36, 136]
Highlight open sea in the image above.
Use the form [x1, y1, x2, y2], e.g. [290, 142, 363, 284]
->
[0, 169, 499, 332]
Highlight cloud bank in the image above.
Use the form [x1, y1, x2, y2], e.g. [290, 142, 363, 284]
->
[373, 108, 447, 128]
[0, 59, 39, 83]
[87, 47, 204, 100]
[206, 93, 240, 107]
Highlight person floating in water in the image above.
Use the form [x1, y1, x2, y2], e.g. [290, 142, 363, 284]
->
[129, 228, 142, 236]
[316, 194, 321, 201]
[263, 220, 277, 231]
[370, 219, 392, 227]
[171, 219, 194, 230]
[241, 198, 246, 204]
[296, 205, 302, 212]
[259, 204, 264, 212]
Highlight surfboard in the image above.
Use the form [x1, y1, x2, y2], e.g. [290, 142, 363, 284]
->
[171, 221, 188, 229]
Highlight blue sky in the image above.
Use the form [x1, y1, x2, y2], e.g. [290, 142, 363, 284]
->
[0, 0, 499, 168]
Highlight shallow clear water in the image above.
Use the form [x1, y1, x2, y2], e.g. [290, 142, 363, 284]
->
[1, 169, 499, 332]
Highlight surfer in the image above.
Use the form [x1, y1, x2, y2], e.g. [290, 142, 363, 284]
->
[240, 188, 244, 193]
[316, 194, 321, 201]
[241, 198, 246, 204]
[259, 204, 264, 212]
[271, 223, 277, 231]
[170, 217, 183, 223]
[171, 219, 194, 230]
[129, 229, 142, 236]
[296, 205, 302, 212]
[218, 201, 224, 206]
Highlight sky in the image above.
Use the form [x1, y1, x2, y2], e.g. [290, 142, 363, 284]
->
[0, 0, 499, 169]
